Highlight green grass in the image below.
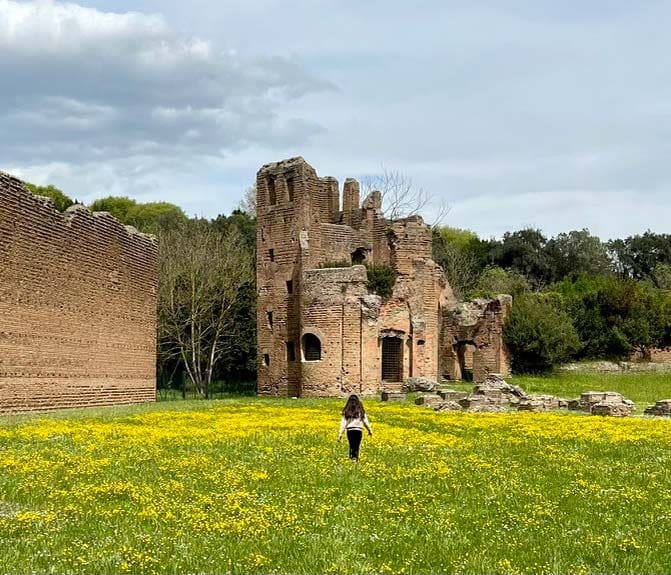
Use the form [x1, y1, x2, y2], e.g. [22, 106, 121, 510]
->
[1, 393, 671, 574]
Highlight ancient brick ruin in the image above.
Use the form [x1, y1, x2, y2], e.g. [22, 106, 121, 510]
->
[442, 296, 512, 383]
[0, 172, 157, 413]
[256, 157, 510, 396]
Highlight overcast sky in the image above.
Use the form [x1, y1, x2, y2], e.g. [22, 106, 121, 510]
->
[1, 0, 670, 239]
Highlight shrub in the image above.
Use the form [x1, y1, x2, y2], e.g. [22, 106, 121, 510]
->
[365, 264, 398, 300]
[504, 293, 580, 373]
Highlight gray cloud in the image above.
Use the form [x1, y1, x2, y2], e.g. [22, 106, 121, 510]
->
[3, 0, 671, 238]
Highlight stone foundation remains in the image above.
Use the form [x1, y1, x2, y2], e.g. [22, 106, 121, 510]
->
[405, 374, 637, 417]
[0, 171, 158, 413]
[255, 157, 511, 397]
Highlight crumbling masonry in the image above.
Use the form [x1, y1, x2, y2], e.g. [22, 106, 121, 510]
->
[0, 172, 157, 413]
[256, 157, 510, 396]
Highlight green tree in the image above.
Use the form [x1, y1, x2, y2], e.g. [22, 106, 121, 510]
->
[469, 266, 530, 299]
[545, 229, 612, 282]
[211, 209, 258, 381]
[503, 293, 580, 373]
[89, 196, 136, 222]
[654, 263, 671, 291]
[90, 196, 186, 234]
[432, 226, 496, 298]
[608, 232, 671, 286]
[492, 229, 551, 290]
[24, 183, 74, 212]
[553, 275, 671, 359]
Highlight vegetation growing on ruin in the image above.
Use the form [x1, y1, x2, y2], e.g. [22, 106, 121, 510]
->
[2, 397, 671, 574]
[364, 263, 398, 300]
[24, 182, 74, 212]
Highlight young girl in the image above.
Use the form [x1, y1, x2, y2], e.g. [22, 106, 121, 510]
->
[337, 394, 373, 460]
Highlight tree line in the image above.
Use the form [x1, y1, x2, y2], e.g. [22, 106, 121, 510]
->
[433, 227, 671, 372]
[28, 182, 671, 380]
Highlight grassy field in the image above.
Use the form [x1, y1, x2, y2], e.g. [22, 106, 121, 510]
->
[2, 387, 671, 574]
[511, 371, 671, 411]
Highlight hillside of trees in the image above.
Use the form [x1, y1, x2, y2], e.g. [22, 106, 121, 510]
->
[27, 182, 671, 382]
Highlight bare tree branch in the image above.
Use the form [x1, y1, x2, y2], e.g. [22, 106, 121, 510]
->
[362, 166, 450, 227]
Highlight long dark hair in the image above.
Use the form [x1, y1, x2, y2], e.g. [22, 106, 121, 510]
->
[342, 394, 366, 421]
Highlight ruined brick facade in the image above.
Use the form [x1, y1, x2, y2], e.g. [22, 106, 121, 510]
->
[0, 172, 157, 413]
[442, 296, 512, 383]
[256, 157, 510, 396]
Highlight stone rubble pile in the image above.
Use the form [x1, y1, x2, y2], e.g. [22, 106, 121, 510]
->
[644, 399, 671, 416]
[518, 395, 569, 412]
[568, 391, 635, 417]
[402, 377, 437, 392]
[383, 375, 643, 418]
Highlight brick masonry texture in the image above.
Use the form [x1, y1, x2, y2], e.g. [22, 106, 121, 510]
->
[0, 171, 158, 413]
[256, 157, 510, 397]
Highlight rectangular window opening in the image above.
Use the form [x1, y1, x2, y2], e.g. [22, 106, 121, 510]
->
[263, 354, 270, 367]
[269, 248, 275, 262]
[268, 177, 277, 205]
[286, 279, 293, 294]
[286, 341, 296, 362]
[267, 311, 274, 330]
[286, 177, 295, 202]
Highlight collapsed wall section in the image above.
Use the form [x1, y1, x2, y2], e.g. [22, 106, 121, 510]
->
[0, 172, 158, 413]
[442, 295, 512, 383]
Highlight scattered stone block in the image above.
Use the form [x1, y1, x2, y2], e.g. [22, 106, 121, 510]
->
[381, 391, 406, 402]
[472, 374, 529, 406]
[467, 402, 506, 413]
[644, 399, 671, 416]
[591, 401, 633, 417]
[434, 401, 463, 412]
[517, 394, 560, 412]
[414, 394, 443, 408]
[458, 395, 505, 412]
[403, 377, 438, 393]
[569, 391, 634, 414]
[438, 389, 469, 402]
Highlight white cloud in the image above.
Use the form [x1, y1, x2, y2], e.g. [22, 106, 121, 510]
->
[0, 0, 332, 171]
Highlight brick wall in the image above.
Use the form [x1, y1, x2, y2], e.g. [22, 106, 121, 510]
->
[0, 172, 157, 413]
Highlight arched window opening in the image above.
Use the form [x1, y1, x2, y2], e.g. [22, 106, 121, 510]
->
[302, 333, 322, 362]
[351, 247, 367, 265]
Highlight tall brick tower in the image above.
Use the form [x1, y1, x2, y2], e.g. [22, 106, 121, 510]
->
[256, 157, 339, 396]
